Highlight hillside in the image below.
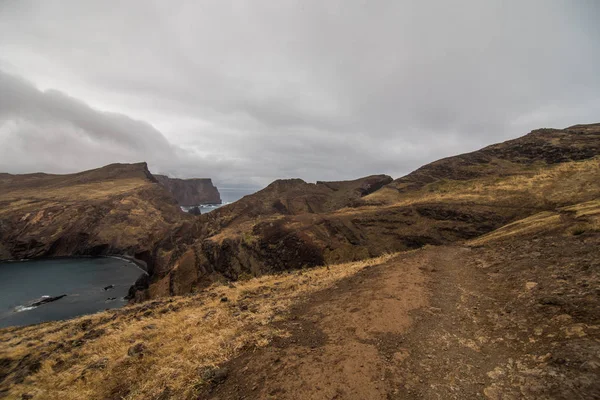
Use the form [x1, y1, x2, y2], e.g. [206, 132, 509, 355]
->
[137, 124, 600, 300]
[154, 175, 221, 206]
[0, 123, 598, 399]
[0, 163, 188, 264]
[0, 190, 598, 399]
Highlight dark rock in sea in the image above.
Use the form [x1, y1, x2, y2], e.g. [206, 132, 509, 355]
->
[125, 274, 150, 300]
[28, 294, 67, 308]
[188, 206, 201, 216]
[106, 297, 116, 301]
[103, 284, 115, 291]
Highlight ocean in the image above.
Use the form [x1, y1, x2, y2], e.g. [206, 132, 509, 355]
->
[0, 257, 145, 328]
[181, 186, 260, 214]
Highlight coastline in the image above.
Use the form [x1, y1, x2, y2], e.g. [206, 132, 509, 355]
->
[0, 254, 149, 275]
[106, 255, 149, 274]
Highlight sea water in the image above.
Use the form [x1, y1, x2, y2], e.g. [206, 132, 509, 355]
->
[181, 187, 260, 214]
[0, 257, 145, 328]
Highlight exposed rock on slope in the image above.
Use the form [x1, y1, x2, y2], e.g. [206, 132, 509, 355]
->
[0, 163, 188, 263]
[140, 124, 600, 300]
[2, 200, 597, 399]
[154, 175, 221, 206]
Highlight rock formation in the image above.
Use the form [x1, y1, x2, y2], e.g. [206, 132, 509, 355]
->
[0, 124, 598, 305]
[154, 175, 221, 206]
[0, 162, 188, 264]
[138, 124, 600, 299]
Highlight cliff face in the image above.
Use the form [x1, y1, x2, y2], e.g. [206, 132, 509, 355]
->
[0, 163, 188, 263]
[140, 124, 600, 300]
[1, 125, 598, 305]
[154, 175, 221, 206]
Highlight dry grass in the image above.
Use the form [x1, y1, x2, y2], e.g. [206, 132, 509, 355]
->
[0, 253, 396, 400]
[361, 157, 600, 211]
[0, 178, 150, 204]
[469, 199, 600, 245]
[468, 211, 564, 245]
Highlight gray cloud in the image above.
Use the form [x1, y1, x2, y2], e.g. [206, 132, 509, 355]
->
[0, 0, 599, 187]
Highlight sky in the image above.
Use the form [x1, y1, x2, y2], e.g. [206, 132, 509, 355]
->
[0, 0, 599, 187]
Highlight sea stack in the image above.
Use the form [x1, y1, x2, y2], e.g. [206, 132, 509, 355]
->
[154, 175, 221, 206]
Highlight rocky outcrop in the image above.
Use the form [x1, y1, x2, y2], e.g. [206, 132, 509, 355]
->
[1, 124, 599, 305]
[26, 294, 67, 308]
[0, 162, 188, 263]
[137, 123, 600, 300]
[154, 175, 221, 206]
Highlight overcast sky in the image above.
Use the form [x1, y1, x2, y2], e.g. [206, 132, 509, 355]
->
[0, 1, 599, 187]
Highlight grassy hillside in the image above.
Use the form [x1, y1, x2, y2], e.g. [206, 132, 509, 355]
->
[0, 123, 599, 399]
[1, 199, 597, 399]
[0, 163, 188, 264]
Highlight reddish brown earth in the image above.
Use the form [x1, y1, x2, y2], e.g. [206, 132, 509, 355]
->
[200, 223, 600, 400]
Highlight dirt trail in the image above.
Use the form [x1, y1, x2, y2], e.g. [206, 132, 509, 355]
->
[200, 246, 467, 399]
[201, 231, 600, 400]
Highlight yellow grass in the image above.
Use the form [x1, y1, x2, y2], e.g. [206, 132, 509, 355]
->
[0, 253, 396, 400]
[0, 179, 150, 203]
[470, 199, 600, 245]
[468, 211, 563, 245]
[362, 157, 600, 210]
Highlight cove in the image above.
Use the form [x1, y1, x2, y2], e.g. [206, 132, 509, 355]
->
[0, 257, 145, 328]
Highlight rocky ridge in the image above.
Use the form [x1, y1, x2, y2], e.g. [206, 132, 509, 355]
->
[138, 124, 600, 300]
[0, 162, 188, 265]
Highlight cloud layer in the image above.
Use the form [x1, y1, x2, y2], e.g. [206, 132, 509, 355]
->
[1, 0, 599, 187]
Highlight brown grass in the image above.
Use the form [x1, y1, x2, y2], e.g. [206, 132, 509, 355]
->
[469, 199, 600, 245]
[361, 157, 600, 210]
[0, 253, 396, 400]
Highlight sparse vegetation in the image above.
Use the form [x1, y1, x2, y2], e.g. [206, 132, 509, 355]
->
[0, 254, 395, 399]
[1, 124, 599, 399]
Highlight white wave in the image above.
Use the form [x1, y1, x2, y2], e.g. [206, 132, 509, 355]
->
[14, 305, 37, 313]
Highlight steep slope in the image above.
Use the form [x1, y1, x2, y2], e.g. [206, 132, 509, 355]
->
[0, 163, 188, 263]
[154, 175, 221, 206]
[367, 123, 600, 203]
[138, 124, 600, 300]
[200, 201, 600, 400]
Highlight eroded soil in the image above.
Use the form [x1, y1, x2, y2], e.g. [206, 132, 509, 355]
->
[201, 231, 599, 400]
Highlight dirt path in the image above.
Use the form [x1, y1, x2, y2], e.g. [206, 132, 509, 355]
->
[200, 233, 600, 400]
[200, 246, 466, 399]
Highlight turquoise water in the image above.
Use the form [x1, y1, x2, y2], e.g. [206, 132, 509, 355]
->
[0, 258, 145, 328]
